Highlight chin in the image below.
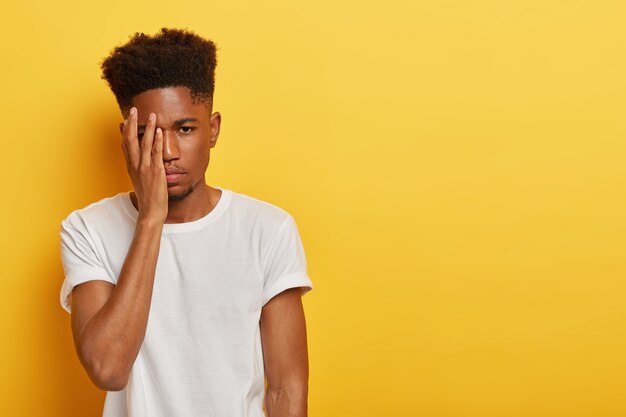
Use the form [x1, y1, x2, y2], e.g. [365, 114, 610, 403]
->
[168, 184, 195, 202]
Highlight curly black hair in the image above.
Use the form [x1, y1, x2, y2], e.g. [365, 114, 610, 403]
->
[100, 27, 217, 115]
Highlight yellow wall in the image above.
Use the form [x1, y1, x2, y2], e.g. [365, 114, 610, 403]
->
[1, 0, 625, 416]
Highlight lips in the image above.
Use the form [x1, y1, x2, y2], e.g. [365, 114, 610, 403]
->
[165, 167, 185, 184]
[165, 167, 184, 175]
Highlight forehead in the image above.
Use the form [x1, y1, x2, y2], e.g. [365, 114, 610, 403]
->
[131, 86, 208, 123]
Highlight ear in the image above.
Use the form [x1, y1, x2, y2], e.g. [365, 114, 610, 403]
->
[209, 111, 221, 149]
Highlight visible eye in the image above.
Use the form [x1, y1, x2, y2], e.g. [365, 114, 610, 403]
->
[179, 126, 195, 134]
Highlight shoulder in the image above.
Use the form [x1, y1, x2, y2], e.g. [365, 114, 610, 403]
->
[61, 192, 129, 232]
[226, 188, 295, 230]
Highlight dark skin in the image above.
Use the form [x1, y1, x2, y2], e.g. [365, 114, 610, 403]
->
[71, 85, 308, 416]
[117, 86, 222, 223]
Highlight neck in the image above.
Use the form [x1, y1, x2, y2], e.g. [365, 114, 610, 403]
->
[130, 182, 222, 224]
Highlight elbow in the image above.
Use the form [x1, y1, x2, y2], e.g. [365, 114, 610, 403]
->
[266, 383, 308, 417]
[79, 349, 130, 391]
[92, 370, 129, 392]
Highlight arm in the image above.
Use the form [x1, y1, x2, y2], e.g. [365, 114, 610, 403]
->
[71, 220, 163, 391]
[70, 108, 168, 391]
[260, 287, 310, 417]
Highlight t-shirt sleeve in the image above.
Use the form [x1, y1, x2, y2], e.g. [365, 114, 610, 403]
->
[59, 216, 115, 314]
[262, 214, 313, 306]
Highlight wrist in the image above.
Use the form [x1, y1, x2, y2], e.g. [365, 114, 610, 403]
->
[136, 216, 165, 230]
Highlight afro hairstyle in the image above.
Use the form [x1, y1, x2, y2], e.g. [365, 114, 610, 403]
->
[100, 27, 217, 115]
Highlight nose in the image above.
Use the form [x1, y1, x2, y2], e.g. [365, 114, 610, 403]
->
[162, 129, 180, 162]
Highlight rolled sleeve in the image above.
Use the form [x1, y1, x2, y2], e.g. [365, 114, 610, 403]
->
[262, 215, 313, 306]
[59, 216, 114, 314]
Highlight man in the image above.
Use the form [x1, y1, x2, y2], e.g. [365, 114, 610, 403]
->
[59, 27, 313, 417]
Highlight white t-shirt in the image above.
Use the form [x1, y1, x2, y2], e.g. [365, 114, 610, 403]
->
[59, 186, 313, 417]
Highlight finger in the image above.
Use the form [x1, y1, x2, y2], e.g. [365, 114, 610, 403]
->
[141, 112, 157, 167]
[121, 137, 130, 169]
[121, 119, 130, 164]
[152, 127, 164, 168]
[125, 107, 140, 170]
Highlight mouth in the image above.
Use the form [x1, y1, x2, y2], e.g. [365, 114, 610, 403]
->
[166, 173, 184, 184]
[165, 166, 185, 184]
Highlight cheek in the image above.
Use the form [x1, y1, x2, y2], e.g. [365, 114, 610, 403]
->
[185, 140, 211, 167]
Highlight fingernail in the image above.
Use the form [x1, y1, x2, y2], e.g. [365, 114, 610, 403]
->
[130, 107, 136, 116]
[149, 113, 156, 121]
[156, 127, 162, 134]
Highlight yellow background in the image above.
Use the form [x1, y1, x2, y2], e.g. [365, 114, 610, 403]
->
[1, 0, 625, 416]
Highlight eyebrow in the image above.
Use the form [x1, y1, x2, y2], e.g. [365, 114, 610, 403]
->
[138, 118, 199, 130]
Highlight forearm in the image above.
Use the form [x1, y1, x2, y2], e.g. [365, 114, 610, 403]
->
[78, 219, 163, 390]
[265, 385, 308, 417]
